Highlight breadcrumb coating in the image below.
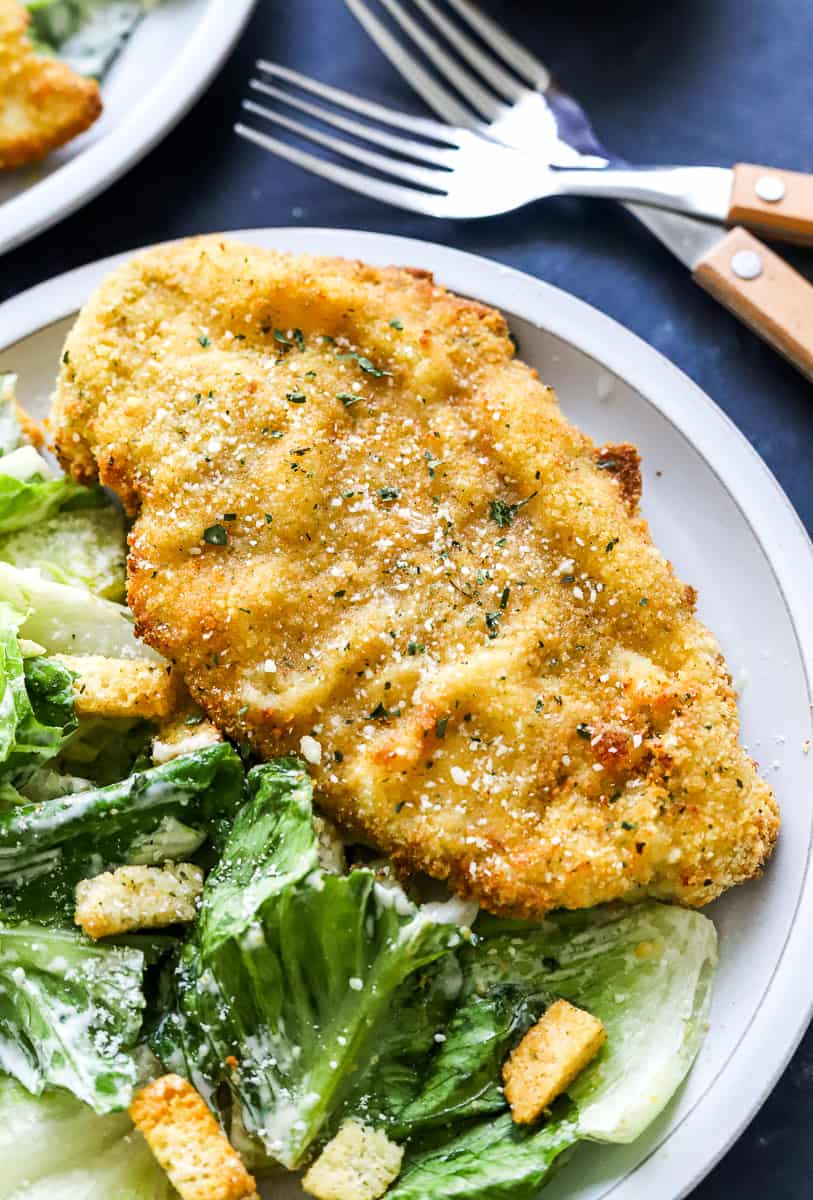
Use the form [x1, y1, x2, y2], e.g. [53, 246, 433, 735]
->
[52, 235, 779, 918]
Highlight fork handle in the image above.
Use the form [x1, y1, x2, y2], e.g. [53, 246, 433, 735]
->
[693, 227, 813, 382]
[729, 164, 813, 245]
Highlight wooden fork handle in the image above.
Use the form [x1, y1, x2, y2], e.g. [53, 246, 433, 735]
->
[729, 163, 813, 244]
[693, 227, 813, 382]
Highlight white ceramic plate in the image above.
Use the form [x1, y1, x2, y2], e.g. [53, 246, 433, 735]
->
[1, 228, 811, 1200]
[0, 0, 256, 255]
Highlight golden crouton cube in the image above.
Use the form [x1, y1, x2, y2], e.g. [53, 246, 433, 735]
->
[129, 1075, 258, 1200]
[152, 709, 223, 764]
[302, 1119, 404, 1200]
[55, 654, 181, 720]
[502, 999, 606, 1124]
[75, 863, 203, 939]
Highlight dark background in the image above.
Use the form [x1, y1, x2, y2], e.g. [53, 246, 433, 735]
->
[3, 0, 813, 1193]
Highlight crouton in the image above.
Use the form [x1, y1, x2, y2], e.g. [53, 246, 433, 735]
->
[502, 999, 606, 1124]
[130, 1074, 258, 1200]
[152, 709, 223, 764]
[75, 862, 203, 939]
[55, 654, 181, 719]
[302, 1119, 403, 1200]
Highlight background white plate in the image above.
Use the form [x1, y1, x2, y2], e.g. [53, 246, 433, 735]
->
[0, 0, 256, 256]
[1, 228, 811, 1200]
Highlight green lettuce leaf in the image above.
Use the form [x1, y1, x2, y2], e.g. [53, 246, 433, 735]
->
[0, 603, 78, 796]
[0, 495, 127, 601]
[0, 924, 144, 1112]
[388, 1106, 579, 1200]
[0, 1074, 175, 1198]
[0, 472, 83, 536]
[0, 742, 244, 922]
[0, 561, 158, 660]
[392, 983, 545, 1134]
[466, 903, 718, 1143]
[388, 903, 717, 1199]
[152, 758, 468, 1169]
[56, 714, 152, 789]
[26, 0, 153, 78]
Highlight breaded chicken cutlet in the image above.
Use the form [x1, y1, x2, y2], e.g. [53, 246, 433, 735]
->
[0, 0, 101, 170]
[51, 236, 779, 918]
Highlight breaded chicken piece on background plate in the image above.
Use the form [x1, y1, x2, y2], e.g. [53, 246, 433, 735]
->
[0, 0, 101, 170]
[51, 235, 779, 918]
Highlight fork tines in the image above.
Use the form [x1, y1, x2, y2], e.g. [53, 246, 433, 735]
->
[343, 0, 550, 126]
[235, 61, 465, 214]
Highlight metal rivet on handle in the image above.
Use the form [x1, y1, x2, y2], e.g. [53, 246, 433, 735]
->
[754, 174, 786, 203]
[731, 250, 763, 280]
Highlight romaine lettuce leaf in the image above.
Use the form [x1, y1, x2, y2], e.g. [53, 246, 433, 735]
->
[0, 1074, 175, 1198]
[0, 562, 158, 660]
[392, 983, 546, 1134]
[0, 472, 83, 536]
[56, 714, 151, 788]
[466, 903, 718, 1143]
[26, 0, 154, 78]
[0, 924, 144, 1112]
[152, 758, 468, 1169]
[388, 903, 717, 1199]
[0, 495, 127, 601]
[0, 603, 78, 797]
[0, 742, 244, 922]
[388, 1106, 580, 1200]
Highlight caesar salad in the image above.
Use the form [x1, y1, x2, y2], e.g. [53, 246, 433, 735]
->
[0, 366, 717, 1199]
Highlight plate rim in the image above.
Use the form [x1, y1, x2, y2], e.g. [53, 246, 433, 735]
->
[0, 0, 257, 257]
[1, 226, 812, 1200]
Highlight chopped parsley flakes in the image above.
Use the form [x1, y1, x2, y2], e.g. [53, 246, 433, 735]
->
[202, 524, 228, 545]
[336, 351, 392, 378]
[489, 492, 538, 528]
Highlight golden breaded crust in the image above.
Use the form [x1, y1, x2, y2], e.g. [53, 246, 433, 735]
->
[503, 999, 606, 1123]
[52, 236, 779, 918]
[130, 1074, 258, 1200]
[75, 862, 203, 939]
[54, 653, 181, 719]
[0, 0, 102, 170]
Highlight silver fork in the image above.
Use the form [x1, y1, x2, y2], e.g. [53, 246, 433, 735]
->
[333, 0, 813, 379]
[343, 0, 813, 248]
[236, 66, 739, 223]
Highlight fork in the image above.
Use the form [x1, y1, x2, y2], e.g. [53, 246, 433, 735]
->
[344, 0, 813, 245]
[337, 0, 813, 379]
[234, 55, 813, 378]
[236, 69, 737, 221]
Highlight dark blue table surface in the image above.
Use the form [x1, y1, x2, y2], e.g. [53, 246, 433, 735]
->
[3, 0, 813, 1193]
